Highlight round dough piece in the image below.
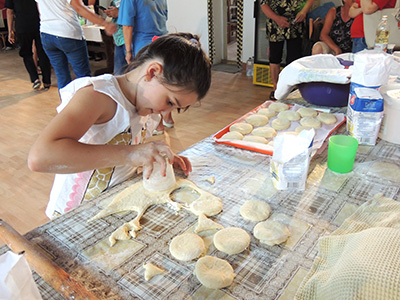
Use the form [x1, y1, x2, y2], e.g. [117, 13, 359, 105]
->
[317, 112, 337, 125]
[271, 118, 290, 131]
[253, 220, 290, 246]
[269, 102, 289, 112]
[245, 114, 269, 126]
[194, 256, 235, 289]
[213, 227, 251, 255]
[295, 126, 309, 133]
[252, 126, 277, 139]
[190, 197, 223, 217]
[229, 122, 253, 135]
[300, 117, 322, 129]
[297, 107, 318, 118]
[220, 131, 243, 141]
[169, 233, 205, 261]
[243, 135, 268, 144]
[277, 110, 301, 121]
[257, 108, 277, 118]
[240, 200, 271, 222]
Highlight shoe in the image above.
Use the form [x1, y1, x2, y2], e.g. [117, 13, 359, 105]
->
[162, 120, 174, 128]
[269, 91, 277, 101]
[43, 84, 51, 91]
[32, 79, 41, 90]
[152, 129, 164, 136]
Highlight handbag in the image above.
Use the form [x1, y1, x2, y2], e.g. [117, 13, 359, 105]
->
[364, 0, 400, 48]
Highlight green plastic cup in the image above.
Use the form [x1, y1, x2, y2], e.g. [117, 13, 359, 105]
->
[327, 135, 359, 173]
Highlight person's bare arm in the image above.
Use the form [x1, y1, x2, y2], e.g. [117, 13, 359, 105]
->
[6, 9, 15, 44]
[320, 8, 342, 55]
[261, 3, 289, 28]
[349, 2, 363, 18]
[360, 0, 379, 14]
[296, 0, 315, 23]
[123, 25, 134, 63]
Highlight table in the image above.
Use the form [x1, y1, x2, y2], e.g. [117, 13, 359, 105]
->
[1, 97, 400, 299]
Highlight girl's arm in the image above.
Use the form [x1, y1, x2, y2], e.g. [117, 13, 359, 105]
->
[296, 0, 315, 23]
[319, 8, 342, 55]
[349, 2, 362, 18]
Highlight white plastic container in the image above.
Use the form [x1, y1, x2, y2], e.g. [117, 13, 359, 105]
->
[379, 83, 400, 144]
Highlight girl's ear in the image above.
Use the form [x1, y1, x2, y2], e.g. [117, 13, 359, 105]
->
[144, 62, 163, 82]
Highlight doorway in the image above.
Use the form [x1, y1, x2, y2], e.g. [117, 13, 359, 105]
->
[226, 0, 238, 62]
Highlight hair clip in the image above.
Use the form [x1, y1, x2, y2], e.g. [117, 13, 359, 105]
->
[189, 38, 199, 48]
[152, 36, 159, 42]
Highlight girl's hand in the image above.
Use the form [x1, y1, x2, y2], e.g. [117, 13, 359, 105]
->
[295, 10, 307, 23]
[275, 16, 290, 28]
[104, 6, 118, 18]
[173, 155, 192, 176]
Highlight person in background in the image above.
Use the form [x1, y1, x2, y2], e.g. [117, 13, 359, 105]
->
[28, 33, 212, 219]
[312, 0, 354, 55]
[349, 0, 396, 53]
[0, 0, 14, 50]
[261, 0, 315, 100]
[6, 0, 51, 90]
[36, 0, 116, 90]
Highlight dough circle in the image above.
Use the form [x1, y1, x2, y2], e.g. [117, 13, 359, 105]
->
[169, 233, 205, 261]
[269, 102, 289, 112]
[277, 110, 301, 121]
[253, 220, 290, 246]
[257, 108, 277, 118]
[297, 107, 318, 118]
[194, 256, 235, 289]
[243, 135, 268, 144]
[271, 118, 290, 131]
[252, 126, 277, 139]
[240, 200, 271, 221]
[300, 117, 322, 129]
[220, 131, 243, 141]
[230, 122, 253, 135]
[190, 197, 223, 217]
[317, 112, 337, 125]
[213, 227, 251, 255]
[245, 114, 269, 126]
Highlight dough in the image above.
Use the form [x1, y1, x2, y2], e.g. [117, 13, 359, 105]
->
[295, 126, 308, 133]
[253, 219, 291, 246]
[252, 126, 277, 139]
[194, 213, 224, 233]
[213, 227, 251, 255]
[169, 233, 205, 261]
[194, 256, 235, 289]
[277, 110, 301, 121]
[240, 199, 271, 221]
[317, 112, 337, 125]
[269, 102, 289, 112]
[297, 107, 318, 118]
[243, 135, 268, 144]
[229, 122, 253, 135]
[245, 114, 269, 126]
[300, 117, 322, 129]
[143, 263, 165, 281]
[220, 131, 243, 141]
[271, 118, 290, 131]
[257, 108, 277, 118]
[189, 196, 223, 217]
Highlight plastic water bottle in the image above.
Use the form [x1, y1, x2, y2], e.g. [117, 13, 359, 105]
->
[374, 15, 390, 52]
[246, 57, 254, 78]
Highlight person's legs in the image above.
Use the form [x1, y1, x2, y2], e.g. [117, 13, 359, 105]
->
[34, 31, 52, 87]
[352, 37, 368, 53]
[113, 44, 127, 75]
[285, 38, 303, 65]
[58, 37, 91, 81]
[268, 40, 284, 99]
[18, 32, 40, 86]
[41, 33, 72, 89]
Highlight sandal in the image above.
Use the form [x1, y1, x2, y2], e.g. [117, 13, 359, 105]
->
[162, 120, 174, 128]
[269, 91, 277, 101]
[152, 129, 164, 136]
[32, 79, 41, 90]
[43, 84, 51, 91]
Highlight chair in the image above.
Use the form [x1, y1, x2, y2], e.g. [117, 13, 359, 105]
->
[0, 9, 8, 50]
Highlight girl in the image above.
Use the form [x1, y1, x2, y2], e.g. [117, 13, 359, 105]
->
[28, 33, 212, 219]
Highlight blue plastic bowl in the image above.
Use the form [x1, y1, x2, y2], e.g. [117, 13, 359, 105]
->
[298, 82, 350, 107]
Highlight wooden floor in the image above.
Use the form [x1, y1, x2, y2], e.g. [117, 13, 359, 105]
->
[0, 48, 271, 238]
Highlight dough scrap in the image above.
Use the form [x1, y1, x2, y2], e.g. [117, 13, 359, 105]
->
[269, 102, 289, 112]
[297, 107, 318, 118]
[169, 233, 205, 261]
[229, 122, 253, 135]
[213, 227, 251, 255]
[253, 219, 291, 246]
[194, 256, 235, 289]
[300, 117, 322, 129]
[271, 118, 290, 131]
[252, 126, 277, 139]
[143, 263, 165, 281]
[243, 135, 268, 144]
[317, 112, 337, 125]
[194, 213, 224, 233]
[277, 110, 301, 121]
[240, 199, 271, 222]
[257, 108, 277, 118]
[245, 114, 269, 126]
[220, 131, 243, 141]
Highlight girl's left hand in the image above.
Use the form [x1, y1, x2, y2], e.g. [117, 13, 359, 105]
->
[173, 155, 192, 176]
[294, 11, 307, 23]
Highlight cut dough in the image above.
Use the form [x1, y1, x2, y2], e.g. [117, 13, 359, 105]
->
[194, 213, 224, 233]
[194, 256, 235, 289]
[253, 219, 291, 246]
[300, 117, 322, 129]
[169, 233, 205, 261]
[229, 122, 253, 135]
[257, 108, 277, 118]
[213, 227, 251, 255]
[143, 263, 165, 281]
[269, 102, 289, 112]
[240, 199, 271, 222]
[220, 131, 243, 141]
[297, 107, 318, 118]
[189, 196, 223, 217]
[317, 112, 337, 125]
[271, 118, 290, 131]
[252, 126, 277, 139]
[243, 135, 268, 144]
[277, 110, 301, 121]
[245, 114, 269, 126]
[295, 126, 308, 133]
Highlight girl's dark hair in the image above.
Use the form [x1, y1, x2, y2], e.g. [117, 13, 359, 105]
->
[126, 33, 212, 100]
